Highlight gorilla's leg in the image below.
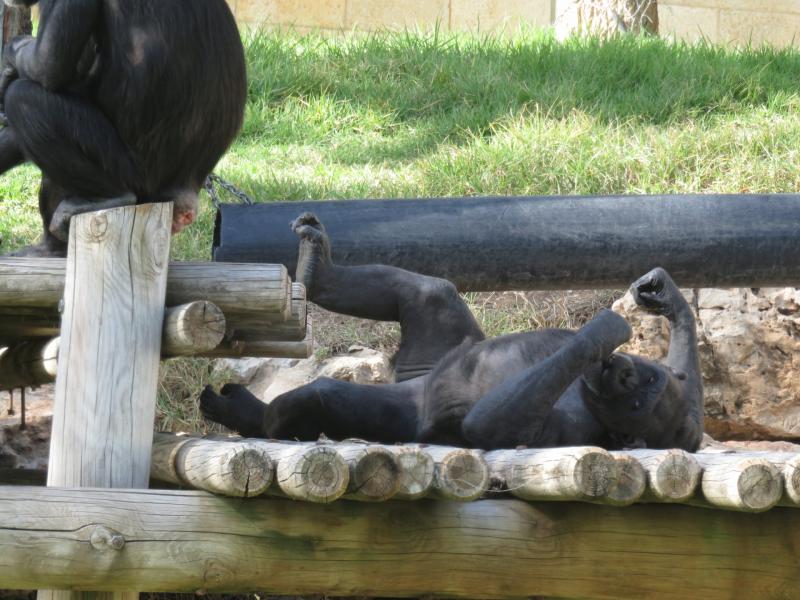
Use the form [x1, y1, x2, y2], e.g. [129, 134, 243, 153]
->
[201, 378, 421, 443]
[462, 309, 632, 449]
[292, 213, 486, 381]
[3, 80, 139, 252]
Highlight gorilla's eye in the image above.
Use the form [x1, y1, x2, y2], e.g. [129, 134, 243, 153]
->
[648, 375, 656, 384]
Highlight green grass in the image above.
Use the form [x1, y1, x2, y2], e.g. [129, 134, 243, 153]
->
[3, 29, 800, 258]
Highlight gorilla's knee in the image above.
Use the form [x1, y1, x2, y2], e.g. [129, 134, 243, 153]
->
[4, 79, 39, 120]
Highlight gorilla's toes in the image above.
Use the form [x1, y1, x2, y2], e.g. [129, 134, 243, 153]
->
[291, 212, 325, 235]
[199, 385, 230, 424]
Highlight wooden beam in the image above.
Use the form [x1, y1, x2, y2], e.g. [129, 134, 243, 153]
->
[0, 338, 59, 391]
[1, 487, 799, 598]
[0, 258, 292, 319]
[229, 282, 307, 342]
[199, 323, 314, 359]
[161, 301, 226, 357]
[40, 204, 173, 600]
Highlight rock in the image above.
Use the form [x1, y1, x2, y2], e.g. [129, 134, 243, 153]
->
[221, 346, 393, 404]
[614, 287, 800, 442]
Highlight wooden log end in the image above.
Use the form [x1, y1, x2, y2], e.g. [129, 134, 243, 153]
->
[223, 445, 275, 497]
[702, 458, 783, 512]
[343, 446, 401, 502]
[275, 446, 350, 504]
[782, 458, 800, 505]
[604, 455, 647, 506]
[571, 449, 616, 499]
[391, 447, 435, 500]
[651, 450, 702, 502]
[435, 449, 490, 501]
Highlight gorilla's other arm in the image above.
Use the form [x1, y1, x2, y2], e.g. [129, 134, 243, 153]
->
[631, 268, 703, 450]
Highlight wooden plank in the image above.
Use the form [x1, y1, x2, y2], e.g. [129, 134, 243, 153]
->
[40, 204, 173, 600]
[0, 338, 59, 391]
[1, 487, 798, 598]
[161, 302, 226, 357]
[0, 258, 291, 318]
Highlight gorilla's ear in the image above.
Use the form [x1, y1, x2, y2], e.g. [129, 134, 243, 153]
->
[4, 0, 38, 7]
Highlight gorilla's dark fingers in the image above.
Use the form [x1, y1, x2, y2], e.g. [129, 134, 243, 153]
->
[199, 384, 267, 438]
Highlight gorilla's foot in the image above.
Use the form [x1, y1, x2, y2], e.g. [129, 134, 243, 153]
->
[199, 384, 267, 438]
[49, 193, 137, 242]
[291, 211, 333, 293]
[573, 309, 632, 363]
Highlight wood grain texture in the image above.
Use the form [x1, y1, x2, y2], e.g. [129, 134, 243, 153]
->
[486, 446, 615, 502]
[617, 449, 702, 502]
[0, 337, 59, 391]
[385, 446, 435, 500]
[695, 454, 783, 512]
[2, 486, 799, 598]
[161, 302, 226, 357]
[336, 443, 401, 502]
[40, 204, 172, 600]
[230, 282, 307, 342]
[0, 258, 291, 318]
[150, 433, 273, 497]
[425, 446, 489, 501]
[199, 322, 314, 359]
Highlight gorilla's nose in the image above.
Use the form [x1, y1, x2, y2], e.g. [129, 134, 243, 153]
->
[602, 354, 639, 394]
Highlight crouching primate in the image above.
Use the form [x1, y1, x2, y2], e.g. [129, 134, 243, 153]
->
[0, 0, 247, 256]
[201, 214, 704, 451]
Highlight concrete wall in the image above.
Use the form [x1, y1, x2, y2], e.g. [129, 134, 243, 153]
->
[228, 0, 800, 47]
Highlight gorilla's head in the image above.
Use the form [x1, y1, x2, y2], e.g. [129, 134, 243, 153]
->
[581, 352, 688, 445]
[4, 0, 37, 6]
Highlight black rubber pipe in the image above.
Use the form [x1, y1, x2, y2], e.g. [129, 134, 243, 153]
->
[213, 194, 800, 291]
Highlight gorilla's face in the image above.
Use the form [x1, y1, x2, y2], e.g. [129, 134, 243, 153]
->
[581, 352, 686, 438]
[4, 0, 38, 7]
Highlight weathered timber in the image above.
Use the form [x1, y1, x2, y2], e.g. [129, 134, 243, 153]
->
[616, 449, 702, 502]
[229, 282, 307, 342]
[3, 487, 800, 598]
[252, 441, 350, 503]
[385, 446, 435, 500]
[41, 204, 172, 600]
[0, 338, 59, 391]
[213, 194, 800, 291]
[485, 446, 616, 502]
[604, 454, 647, 506]
[0, 258, 292, 318]
[150, 433, 273, 497]
[161, 302, 226, 357]
[336, 443, 401, 502]
[424, 446, 490, 501]
[699, 450, 800, 507]
[695, 454, 784, 512]
[199, 323, 314, 359]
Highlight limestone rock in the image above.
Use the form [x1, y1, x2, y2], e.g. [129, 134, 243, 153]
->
[220, 346, 393, 404]
[614, 287, 800, 442]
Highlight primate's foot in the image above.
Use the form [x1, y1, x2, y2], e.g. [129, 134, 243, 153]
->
[574, 309, 633, 363]
[199, 384, 267, 438]
[49, 193, 137, 242]
[291, 212, 333, 294]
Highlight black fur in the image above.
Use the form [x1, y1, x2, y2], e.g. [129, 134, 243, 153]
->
[201, 214, 704, 452]
[0, 0, 247, 254]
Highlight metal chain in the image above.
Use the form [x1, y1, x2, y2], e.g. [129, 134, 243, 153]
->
[203, 173, 255, 207]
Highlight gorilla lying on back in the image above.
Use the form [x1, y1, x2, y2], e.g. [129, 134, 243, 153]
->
[201, 213, 704, 451]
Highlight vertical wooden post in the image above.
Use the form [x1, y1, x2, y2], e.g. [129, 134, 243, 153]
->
[38, 203, 172, 600]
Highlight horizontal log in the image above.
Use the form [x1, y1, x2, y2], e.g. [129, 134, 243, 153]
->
[229, 282, 307, 342]
[198, 323, 314, 359]
[604, 454, 647, 506]
[615, 449, 702, 503]
[150, 433, 273, 497]
[251, 441, 350, 503]
[1, 486, 799, 598]
[385, 446, 435, 500]
[425, 446, 490, 501]
[485, 446, 616, 503]
[0, 259, 292, 318]
[161, 301, 227, 357]
[695, 454, 783, 512]
[0, 338, 59, 391]
[213, 195, 800, 290]
[698, 450, 800, 507]
[336, 443, 401, 502]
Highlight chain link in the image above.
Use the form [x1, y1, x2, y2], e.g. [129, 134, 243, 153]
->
[203, 173, 255, 207]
